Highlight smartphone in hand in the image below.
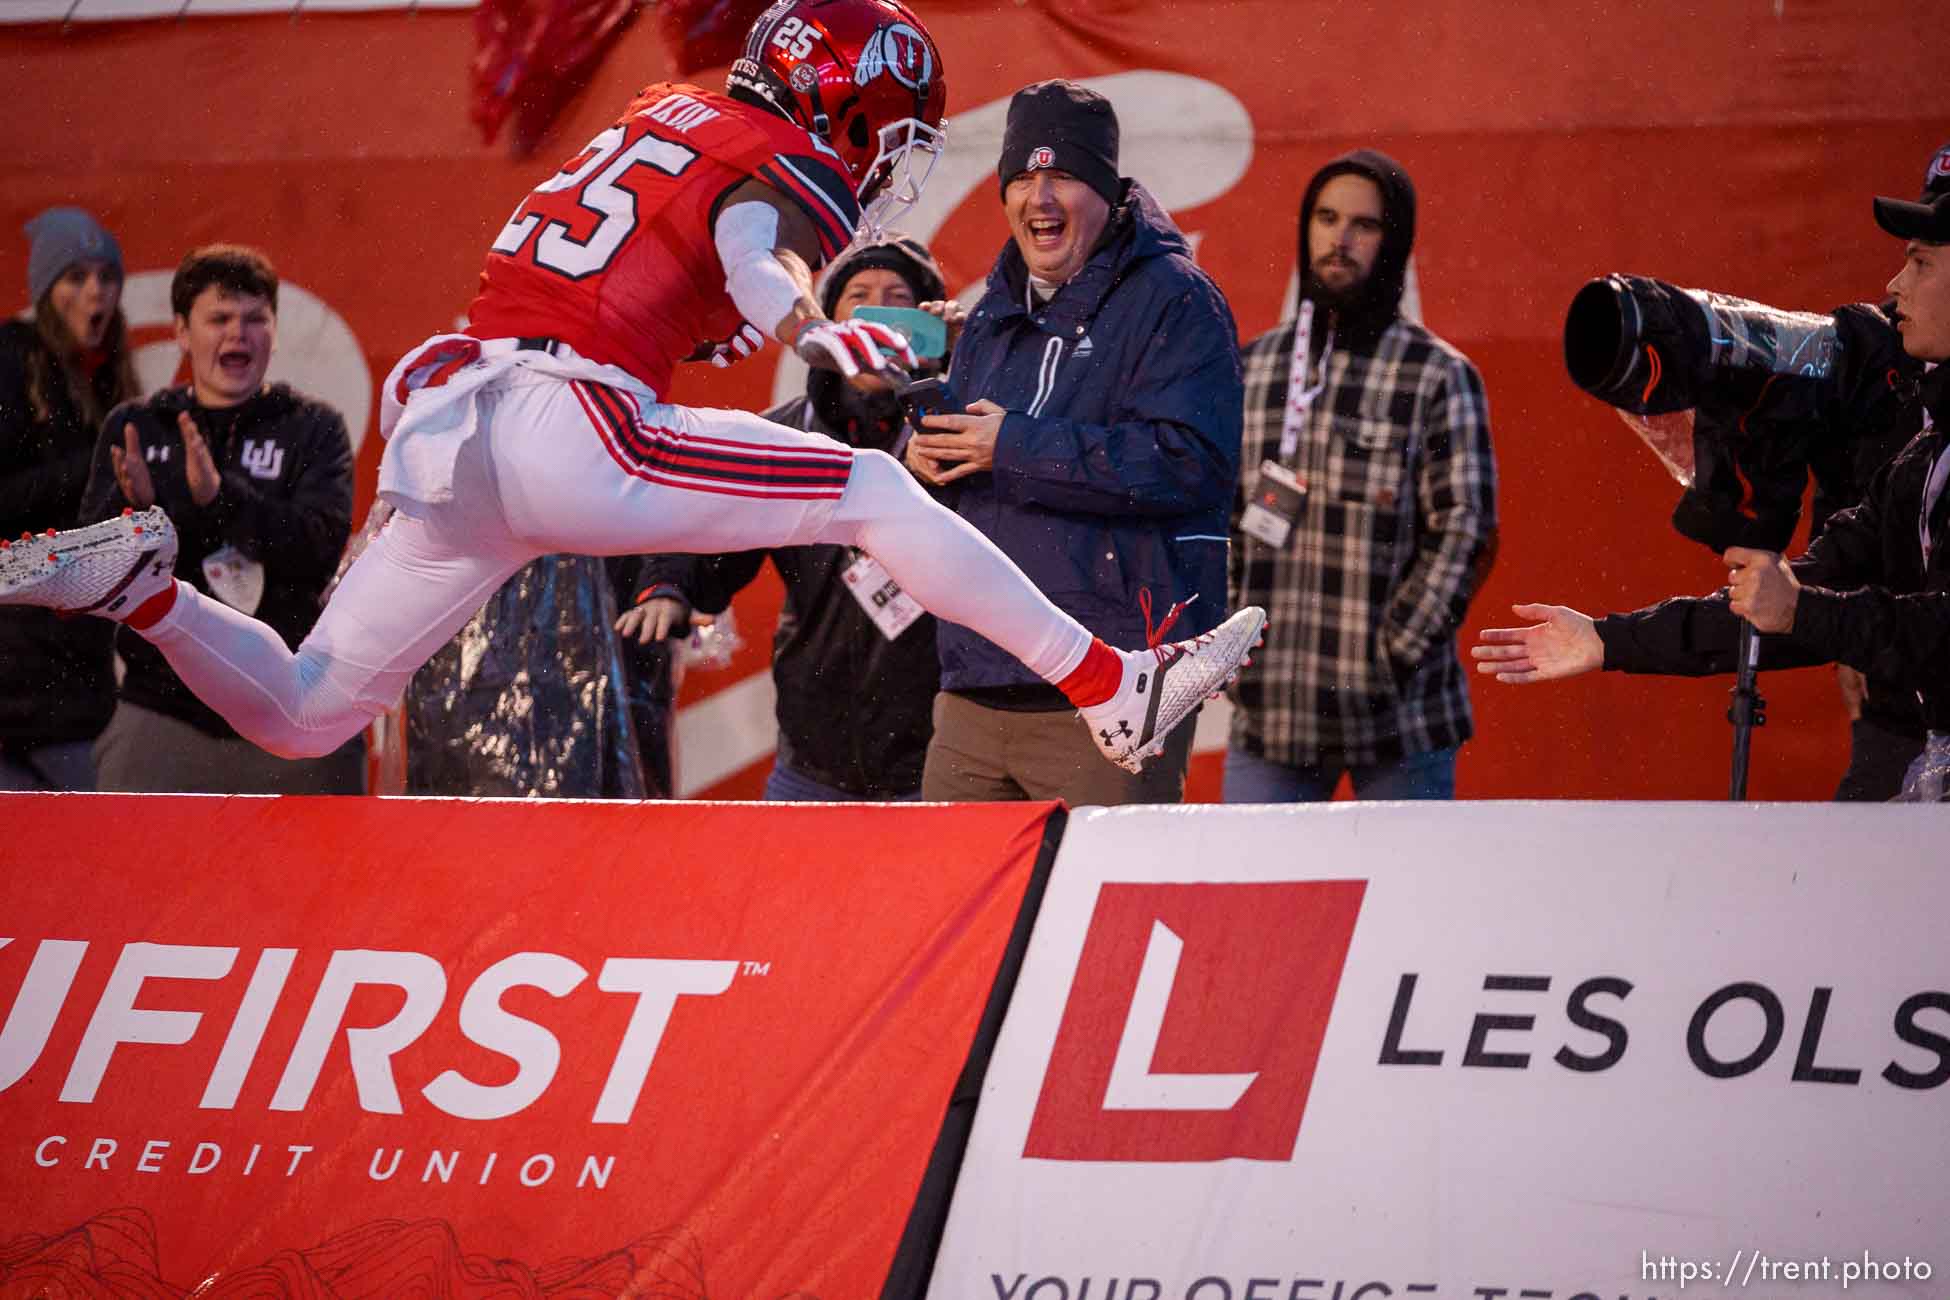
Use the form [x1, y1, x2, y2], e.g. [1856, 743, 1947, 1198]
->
[898, 376, 960, 430]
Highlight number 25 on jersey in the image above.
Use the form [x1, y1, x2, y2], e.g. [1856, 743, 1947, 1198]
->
[490, 124, 698, 280]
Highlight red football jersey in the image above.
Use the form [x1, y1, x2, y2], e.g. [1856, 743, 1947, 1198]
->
[466, 83, 860, 397]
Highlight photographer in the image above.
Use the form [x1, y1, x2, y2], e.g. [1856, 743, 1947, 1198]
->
[1810, 333, 1929, 799]
[1473, 149, 1950, 800]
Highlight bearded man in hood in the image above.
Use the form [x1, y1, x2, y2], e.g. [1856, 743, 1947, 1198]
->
[1226, 150, 1499, 802]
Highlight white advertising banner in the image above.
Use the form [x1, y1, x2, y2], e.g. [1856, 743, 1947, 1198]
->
[927, 802, 1949, 1300]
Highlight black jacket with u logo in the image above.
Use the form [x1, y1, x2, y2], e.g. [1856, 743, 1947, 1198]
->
[82, 383, 352, 737]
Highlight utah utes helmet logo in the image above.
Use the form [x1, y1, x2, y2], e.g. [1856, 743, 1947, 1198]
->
[856, 21, 933, 91]
[1028, 146, 1056, 170]
[1928, 146, 1950, 185]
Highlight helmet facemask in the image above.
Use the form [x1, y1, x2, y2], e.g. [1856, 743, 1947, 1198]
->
[856, 116, 945, 242]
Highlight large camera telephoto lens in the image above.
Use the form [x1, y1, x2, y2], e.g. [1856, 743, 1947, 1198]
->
[1564, 275, 1644, 405]
[1559, 272, 1904, 555]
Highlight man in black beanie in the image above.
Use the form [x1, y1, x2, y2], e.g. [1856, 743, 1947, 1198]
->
[997, 79, 1123, 209]
[905, 79, 1245, 805]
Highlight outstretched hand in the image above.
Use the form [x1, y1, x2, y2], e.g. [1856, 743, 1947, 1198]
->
[1471, 603, 1604, 684]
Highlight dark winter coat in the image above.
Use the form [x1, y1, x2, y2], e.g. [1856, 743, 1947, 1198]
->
[937, 180, 1242, 699]
[0, 320, 117, 745]
[1800, 303, 1929, 741]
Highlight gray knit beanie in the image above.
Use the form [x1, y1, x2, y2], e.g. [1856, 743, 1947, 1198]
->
[24, 207, 123, 306]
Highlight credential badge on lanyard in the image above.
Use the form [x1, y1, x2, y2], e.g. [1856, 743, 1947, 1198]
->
[841, 549, 924, 641]
[1241, 300, 1334, 549]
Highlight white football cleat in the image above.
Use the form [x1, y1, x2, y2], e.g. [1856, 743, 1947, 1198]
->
[0, 507, 178, 621]
[1081, 605, 1267, 774]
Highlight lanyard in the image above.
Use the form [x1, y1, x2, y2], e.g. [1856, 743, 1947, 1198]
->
[1278, 299, 1334, 464]
[1920, 441, 1949, 569]
[1921, 365, 1945, 567]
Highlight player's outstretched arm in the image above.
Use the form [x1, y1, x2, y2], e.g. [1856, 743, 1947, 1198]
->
[1472, 603, 1604, 684]
[712, 179, 916, 379]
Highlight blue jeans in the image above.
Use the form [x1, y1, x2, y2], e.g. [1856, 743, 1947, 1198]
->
[0, 739, 97, 791]
[763, 759, 922, 803]
[1222, 745, 1458, 802]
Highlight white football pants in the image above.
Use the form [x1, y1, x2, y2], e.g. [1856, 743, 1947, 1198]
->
[139, 370, 1092, 759]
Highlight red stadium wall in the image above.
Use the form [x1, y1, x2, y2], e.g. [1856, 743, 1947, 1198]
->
[4, 0, 1945, 800]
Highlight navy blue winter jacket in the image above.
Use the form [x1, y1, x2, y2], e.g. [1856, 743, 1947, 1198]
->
[938, 180, 1243, 696]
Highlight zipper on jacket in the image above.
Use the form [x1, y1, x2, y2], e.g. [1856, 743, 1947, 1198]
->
[1028, 335, 1066, 419]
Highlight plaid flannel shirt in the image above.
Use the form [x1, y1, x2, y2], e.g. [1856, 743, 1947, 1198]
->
[1228, 315, 1497, 765]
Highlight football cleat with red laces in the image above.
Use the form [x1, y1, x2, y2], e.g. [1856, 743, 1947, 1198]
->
[1081, 604, 1267, 774]
[0, 507, 178, 621]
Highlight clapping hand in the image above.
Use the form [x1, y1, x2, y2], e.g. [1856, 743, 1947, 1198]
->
[111, 411, 220, 509]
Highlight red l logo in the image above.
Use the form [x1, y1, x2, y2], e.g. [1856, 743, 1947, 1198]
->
[1023, 880, 1364, 1162]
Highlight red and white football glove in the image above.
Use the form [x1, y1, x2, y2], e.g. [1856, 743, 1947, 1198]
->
[793, 318, 918, 378]
[701, 322, 766, 368]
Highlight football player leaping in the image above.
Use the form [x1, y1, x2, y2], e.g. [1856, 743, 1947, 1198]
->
[0, 0, 1262, 777]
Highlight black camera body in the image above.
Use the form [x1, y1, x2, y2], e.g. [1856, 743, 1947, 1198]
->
[1564, 274, 1913, 552]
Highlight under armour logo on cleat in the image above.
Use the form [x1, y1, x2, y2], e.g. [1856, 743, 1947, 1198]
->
[1099, 721, 1134, 744]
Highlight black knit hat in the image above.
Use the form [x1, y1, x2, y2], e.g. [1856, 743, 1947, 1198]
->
[1874, 142, 1950, 243]
[996, 80, 1121, 209]
[817, 234, 946, 318]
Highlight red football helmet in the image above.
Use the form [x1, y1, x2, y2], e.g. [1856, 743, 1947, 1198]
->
[726, 0, 948, 239]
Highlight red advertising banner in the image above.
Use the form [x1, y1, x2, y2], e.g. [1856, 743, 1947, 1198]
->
[0, 794, 1058, 1298]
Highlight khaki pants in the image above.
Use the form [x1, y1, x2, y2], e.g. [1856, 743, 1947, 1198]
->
[921, 691, 1195, 805]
